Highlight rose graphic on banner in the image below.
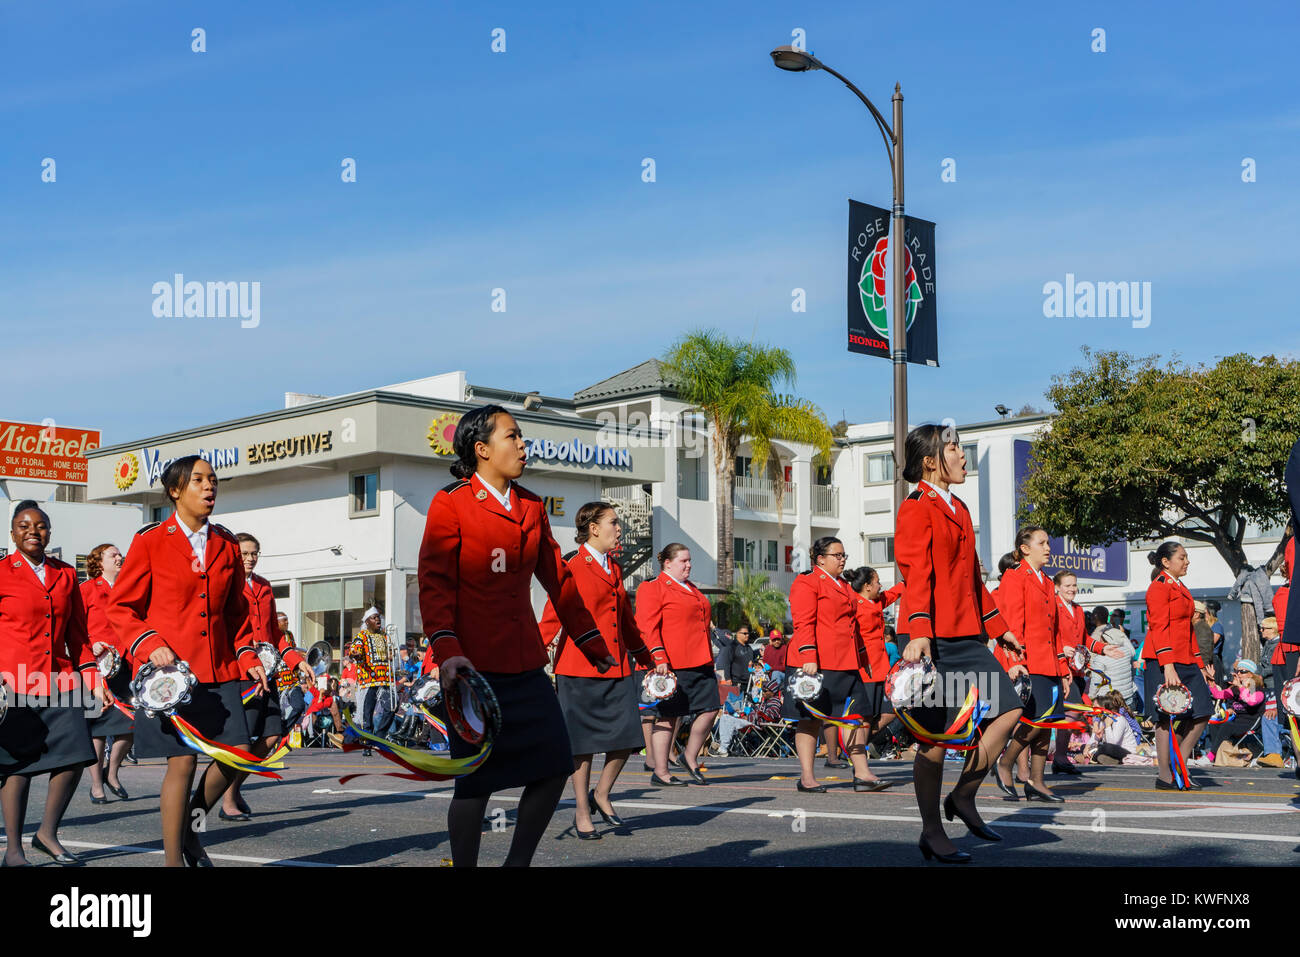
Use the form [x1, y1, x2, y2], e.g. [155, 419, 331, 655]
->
[859, 237, 922, 339]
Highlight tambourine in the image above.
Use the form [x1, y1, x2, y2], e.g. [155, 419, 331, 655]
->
[1280, 677, 1300, 717]
[411, 674, 442, 709]
[130, 661, 198, 718]
[444, 670, 503, 747]
[95, 646, 122, 679]
[1154, 683, 1193, 716]
[1070, 647, 1090, 673]
[641, 670, 679, 701]
[253, 642, 282, 674]
[885, 656, 936, 709]
[788, 671, 824, 701]
[1013, 673, 1032, 704]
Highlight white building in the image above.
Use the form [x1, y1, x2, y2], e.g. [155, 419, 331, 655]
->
[85, 362, 1285, 667]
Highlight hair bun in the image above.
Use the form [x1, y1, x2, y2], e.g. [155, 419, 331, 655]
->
[1146, 551, 1158, 566]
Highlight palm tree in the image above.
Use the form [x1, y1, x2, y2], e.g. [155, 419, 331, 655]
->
[718, 568, 789, 632]
[661, 329, 834, 588]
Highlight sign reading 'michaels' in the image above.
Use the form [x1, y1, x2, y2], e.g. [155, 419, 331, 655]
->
[0, 420, 101, 484]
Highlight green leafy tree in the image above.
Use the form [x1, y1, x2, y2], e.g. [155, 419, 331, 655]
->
[1020, 349, 1300, 659]
[718, 568, 789, 632]
[662, 330, 833, 588]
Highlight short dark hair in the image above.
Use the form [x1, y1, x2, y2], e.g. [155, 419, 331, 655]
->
[573, 501, 615, 546]
[450, 404, 510, 480]
[11, 499, 51, 528]
[235, 532, 260, 550]
[161, 455, 205, 506]
[1147, 541, 1184, 581]
[902, 423, 956, 484]
[658, 543, 689, 566]
[846, 566, 878, 592]
[1092, 605, 1109, 623]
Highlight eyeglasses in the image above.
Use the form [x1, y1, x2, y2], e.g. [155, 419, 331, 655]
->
[824, 552, 847, 560]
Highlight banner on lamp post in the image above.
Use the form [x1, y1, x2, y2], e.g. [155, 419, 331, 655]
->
[846, 200, 939, 367]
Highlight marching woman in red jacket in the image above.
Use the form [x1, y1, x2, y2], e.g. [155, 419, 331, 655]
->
[217, 532, 312, 822]
[539, 502, 657, 838]
[419, 406, 610, 867]
[635, 543, 719, 786]
[994, 527, 1070, 802]
[107, 457, 270, 867]
[81, 542, 133, 805]
[848, 565, 903, 786]
[1270, 536, 1297, 710]
[894, 426, 1024, 863]
[1142, 542, 1213, 789]
[0, 501, 101, 866]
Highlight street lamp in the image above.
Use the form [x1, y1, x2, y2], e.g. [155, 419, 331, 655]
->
[769, 46, 909, 520]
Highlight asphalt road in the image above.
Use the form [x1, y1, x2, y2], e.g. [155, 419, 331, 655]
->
[6, 751, 1299, 867]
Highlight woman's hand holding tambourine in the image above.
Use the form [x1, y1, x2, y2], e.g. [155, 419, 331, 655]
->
[92, 640, 109, 655]
[1008, 663, 1028, 680]
[654, 662, 669, 676]
[248, 664, 270, 693]
[441, 655, 473, 689]
[150, 645, 178, 667]
[1163, 663, 1182, 688]
[903, 637, 931, 662]
[801, 661, 819, 676]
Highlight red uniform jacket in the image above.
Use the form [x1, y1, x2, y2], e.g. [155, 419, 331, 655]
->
[107, 519, 258, 684]
[1141, 573, 1202, 668]
[0, 554, 97, 695]
[80, 575, 117, 654]
[895, 483, 1008, 642]
[418, 478, 601, 674]
[634, 573, 713, 670]
[854, 581, 904, 681]
[789, 569, 865, 674]
[245, 573, 305, 674]
[997, 561, 1066, 677]
[539, 549, 654, 678]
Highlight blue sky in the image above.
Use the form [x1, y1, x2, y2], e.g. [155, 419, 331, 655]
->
[3, 0, 1297, 442]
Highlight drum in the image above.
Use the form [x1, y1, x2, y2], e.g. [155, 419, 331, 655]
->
[1280, 677, 1300, 717]
[306, 640, 333, 677]
[254, 642, 282, 674]
[445, 670, 503, 747]
[96, 646, 122, 679]
[130, 661, 199, 718]
[787, 671, 824, 701]
[886, 657, 936, 709]
[1154, 683, 1193, 716]
[641, 671, 678, 701]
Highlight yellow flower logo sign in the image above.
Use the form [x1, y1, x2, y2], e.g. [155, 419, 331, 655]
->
[427, 412, 462, 456]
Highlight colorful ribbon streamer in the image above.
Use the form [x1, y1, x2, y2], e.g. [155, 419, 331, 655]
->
[416, 704, 449, 740]
[1019, 687, 1086, 731]
[241, 684, 261, 705]
[802, 702, 866, 729]
[169, 713, 291, 779]
[337, 719, 490, 785]
[895, 686, 990, 751]
[1287, 714, 1300, 760]
[1168, 723, 1191, 789]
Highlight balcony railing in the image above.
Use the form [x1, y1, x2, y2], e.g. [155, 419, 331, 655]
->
[732, 476, 796, 514]
[811, 484, 839, 518]
[734, 560, 797, 595]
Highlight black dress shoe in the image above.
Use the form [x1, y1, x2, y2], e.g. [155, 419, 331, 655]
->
[642, 762, 654, 773]
[1182, 778, 1202, 790]
[853, 777, 892, 792]
[234, 796, 252, 815]
[105, 782, 129, 800]
[90, 793, 109, 805]
[823, 760, 849, 769]
[1154, 778, 1179, 790]
[994, 769, 1020, 800]
[182, 844, 213, 867]
[650, 774, 686, 787]
[668, 753, 684, 770]
[590, 790, 625, 827]
[918, 836, 972, 863]
[218, 809, 251, 822]
[571, 817, 602, 840]
[31, 834, 84, 867]
[796, 781, 827, 793]
[943, 793, 1002, 841]
[1051, 760, 1082, 776]
[1024, 782, 1064, 803]
[682, 760, 708, 785]
[124, 750, 137, 765]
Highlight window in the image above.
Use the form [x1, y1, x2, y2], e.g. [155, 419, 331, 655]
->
[150, 505, 174, 524]
[815, 464, 832, 487]
[962, 442, 979, 476]
[76, 554, 89, 581]
[677, 447, 706, 500]
[864, 452, 893, 485]
[765, 539, 778, 568]
[54, 485, 86, 503]
[735, 455, 754, 479]
[350, 469, 379, 517]
[301, 574, 386, 672]
[867, 535, 894, 565]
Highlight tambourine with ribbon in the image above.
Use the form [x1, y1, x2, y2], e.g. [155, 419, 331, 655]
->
[642, 670, 679, 702]
[1070, 647, 1090, 674]
[1013, 673, 1032, 705]
[253, 642, 282, 675]
[444, 669, 503, 747]
[96, 646, 122, 679]
[130, 661, 198, 718]
[411, 674, 443, 710]
[1154, 683, 1193, 716]
[1280, 677, 1300, 717]
[788, 671, 824, 701]
[886, 656, 936, 709]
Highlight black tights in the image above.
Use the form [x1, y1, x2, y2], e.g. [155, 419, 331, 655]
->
[1, 764, 84, 866]
[446, 772, 567, 867]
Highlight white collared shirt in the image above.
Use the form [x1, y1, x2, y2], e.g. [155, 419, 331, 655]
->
[583, 542, 611, 574]
[20, 552, 46, 585]
[919, 480, 956, 513]
[473, 473, 513, 512]
[177, 518, 209, 570]
[662, 571, 693, 592]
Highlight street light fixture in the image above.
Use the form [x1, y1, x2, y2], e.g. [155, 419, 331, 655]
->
[770, 46, 909, 520]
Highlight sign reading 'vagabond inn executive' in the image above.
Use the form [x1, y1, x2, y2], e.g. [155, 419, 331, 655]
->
[846, 200, 939, 367]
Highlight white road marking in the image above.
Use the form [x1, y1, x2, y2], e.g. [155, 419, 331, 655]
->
[7, 838, 338, 867]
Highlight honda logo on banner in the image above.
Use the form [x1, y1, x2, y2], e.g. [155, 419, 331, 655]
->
[846, 200, 939, 367]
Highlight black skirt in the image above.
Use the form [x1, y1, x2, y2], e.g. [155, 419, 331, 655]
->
[1144, 661, 1213, 721]
[446, 668, 572, 799]
[555, 673, 643, 755]
[243, 687, 285, 742]
[1026, 674, 1068, 722]
[857, 679, 888, 719]
[1274, 648, 1299, 702]
[87, 666, 134, 737]
[657, 664, 721, 718]
[133, 680, 252, 759]
[904, 637, 1023, 736]
[781, 668, 865, 721]
[0, 697, 95, 777]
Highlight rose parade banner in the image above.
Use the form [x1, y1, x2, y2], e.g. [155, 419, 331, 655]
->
[846, 200, 939, 367]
